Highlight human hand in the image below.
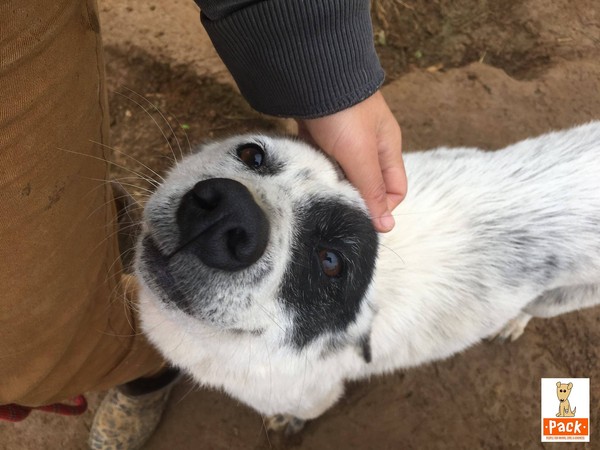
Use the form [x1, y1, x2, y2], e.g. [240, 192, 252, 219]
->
[296, 91, 407, 233]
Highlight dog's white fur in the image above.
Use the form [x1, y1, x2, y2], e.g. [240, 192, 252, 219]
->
[136, 122, 600, 422]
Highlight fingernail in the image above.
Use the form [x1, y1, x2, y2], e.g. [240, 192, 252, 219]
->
[379, 212, 395, 232]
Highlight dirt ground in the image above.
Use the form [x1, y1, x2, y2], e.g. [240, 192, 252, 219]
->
[2, 0, 599, 449]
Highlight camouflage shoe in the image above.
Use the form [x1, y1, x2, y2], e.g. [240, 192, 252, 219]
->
[88, 368, 180, 450]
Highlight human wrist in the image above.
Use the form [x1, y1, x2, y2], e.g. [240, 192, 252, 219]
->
[200, 0, 384, 118]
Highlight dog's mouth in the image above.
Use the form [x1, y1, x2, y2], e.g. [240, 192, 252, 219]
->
[138, 235, 188, 308]
[137, 231, 276, 326]
[138, 177, 273, 311]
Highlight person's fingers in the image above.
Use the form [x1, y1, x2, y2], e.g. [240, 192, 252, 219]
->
[383, 164, 407, 212]
[377, 119, 407, 212]
[298, 121, 395, 232]
[295, 91, 406, 233]
[331, 136, 395, 232]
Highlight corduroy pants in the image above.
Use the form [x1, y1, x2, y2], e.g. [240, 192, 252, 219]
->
[0, 0, 164, 406]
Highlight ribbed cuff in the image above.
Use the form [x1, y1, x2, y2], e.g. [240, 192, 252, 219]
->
[200, 0, 384, 118]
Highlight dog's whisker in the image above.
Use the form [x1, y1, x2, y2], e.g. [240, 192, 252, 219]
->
[94, 277, 145, 337]
[105, 244, 138, 280]
[90, 139, 166, 183]
[378, 243, 405, 266]
[370, 210, 438, 221]
[94, 211, 139, 245]
[256, 303, 285, 333]
[87, 218, 137, 261]
[119, 274, 138, 333]
[116, 88, 183, 163]
[242, 337, 254, 398]
[174, 379, 199, 405]
[57, 146, 161, 188]
[120, 86, 187, 160]
[82, 176, 156, 197]
[81, 192, 146, 225]
[295, 351, 309, 415]
[62, 172, 150, 213]
[167, 111, 193, 156]
[105, 174, 161, 189]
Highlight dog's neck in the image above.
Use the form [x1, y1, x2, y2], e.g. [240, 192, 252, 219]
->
[363, 149, 525, 369]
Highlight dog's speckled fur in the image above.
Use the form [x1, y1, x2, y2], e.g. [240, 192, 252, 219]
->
[135, 122, 600, 423]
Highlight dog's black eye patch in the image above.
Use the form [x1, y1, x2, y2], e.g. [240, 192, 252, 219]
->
[280, 199, 378, 349]
[237, 143, 264, 169]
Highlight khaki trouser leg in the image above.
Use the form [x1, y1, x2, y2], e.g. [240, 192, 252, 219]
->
[0, 0, 164, 406]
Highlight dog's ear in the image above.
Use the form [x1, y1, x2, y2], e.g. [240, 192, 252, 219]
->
[356, 334, 372, 363]
[556, 381, 562, 388]
[567, 382, 573, 390]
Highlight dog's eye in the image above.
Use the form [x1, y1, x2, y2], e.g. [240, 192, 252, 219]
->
[318, 249, 343, 278]
[237, 144, 264, 169]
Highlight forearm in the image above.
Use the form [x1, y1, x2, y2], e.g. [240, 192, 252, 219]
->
[194, 0, 384, 118]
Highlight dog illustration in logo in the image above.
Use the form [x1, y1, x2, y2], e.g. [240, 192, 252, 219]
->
[556, 382, 577, 417]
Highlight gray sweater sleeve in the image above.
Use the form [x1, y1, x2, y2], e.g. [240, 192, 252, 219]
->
[194, 0, 384, 119]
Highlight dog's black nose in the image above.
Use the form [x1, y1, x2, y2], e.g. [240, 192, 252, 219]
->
[176, 178, 270, 271]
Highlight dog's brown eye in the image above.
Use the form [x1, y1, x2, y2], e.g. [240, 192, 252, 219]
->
[318, 249, 343, 278]
[237, 144, 264, 169]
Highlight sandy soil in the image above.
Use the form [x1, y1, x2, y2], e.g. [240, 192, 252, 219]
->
[1, 0, 599, 449]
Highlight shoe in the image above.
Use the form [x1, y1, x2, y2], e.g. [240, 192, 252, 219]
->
[88, 368, 180, 450]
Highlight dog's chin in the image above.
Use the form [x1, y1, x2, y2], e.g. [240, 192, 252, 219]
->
[137, 235, 278, 334]
[138, 280, 263, 339]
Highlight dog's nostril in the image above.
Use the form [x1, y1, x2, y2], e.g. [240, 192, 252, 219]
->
[227, 228, 248, 257]
[192, 184, 220, 210]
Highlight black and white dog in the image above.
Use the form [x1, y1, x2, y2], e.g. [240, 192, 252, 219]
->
[135, 122, 600, 430]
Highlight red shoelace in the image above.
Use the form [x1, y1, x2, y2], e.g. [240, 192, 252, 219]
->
[0, 395, 87, 422]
